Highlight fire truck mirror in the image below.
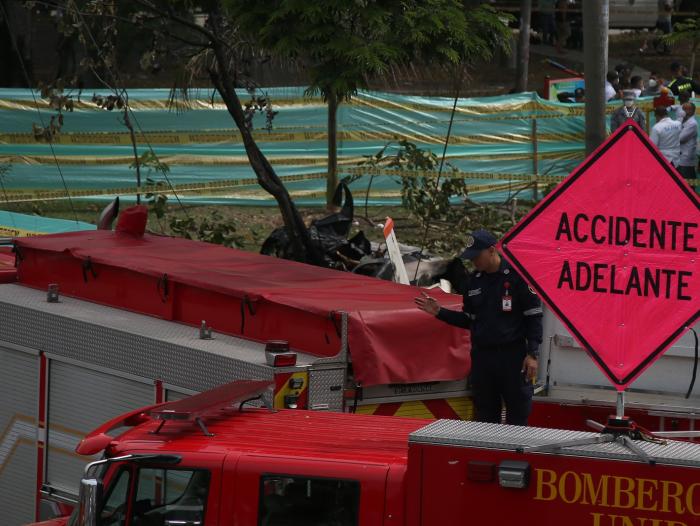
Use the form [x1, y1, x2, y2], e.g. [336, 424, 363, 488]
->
[497, 460, 531, 489]
[78, 477, 102, 526]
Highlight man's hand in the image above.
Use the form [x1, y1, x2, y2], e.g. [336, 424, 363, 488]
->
[522, 355, 538, 383]
[414, 291, 441, 316]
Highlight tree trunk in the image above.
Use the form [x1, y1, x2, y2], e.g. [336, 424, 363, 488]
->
[583, 0, 609, 155]
[515, 0, 532, 93]
[210, 43, 320, 264]
[690, 41, 697, 77]
[326, 91, 339, 210]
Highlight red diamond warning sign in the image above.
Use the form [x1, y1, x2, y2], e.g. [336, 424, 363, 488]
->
[501, 120, 699, 390]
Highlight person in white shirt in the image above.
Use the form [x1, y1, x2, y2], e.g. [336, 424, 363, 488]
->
[650, 107, 682, 166]
[605, 71, 620, 101]
[630, 75, 643, 98]
[670, 91, 691, 122]
[678, 102, 697, 179]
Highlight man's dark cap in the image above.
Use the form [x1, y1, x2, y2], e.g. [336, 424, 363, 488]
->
[670, 61, 681, 71]
[460, 229, 497, 260]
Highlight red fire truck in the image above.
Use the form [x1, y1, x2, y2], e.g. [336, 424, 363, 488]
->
[26, 379, 700, 526]
[1, 205, 698, 525]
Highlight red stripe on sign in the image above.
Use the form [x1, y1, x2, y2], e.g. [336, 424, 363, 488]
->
[422, 398, 460, 420]
[382, 217, 394, 239]
[373, 402, 402, 416]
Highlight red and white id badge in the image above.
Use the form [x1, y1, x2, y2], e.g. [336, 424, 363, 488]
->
[502, 295, 512, 312]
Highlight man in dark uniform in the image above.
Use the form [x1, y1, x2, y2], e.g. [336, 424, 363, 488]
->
[667, 62, 700, 96]
[414, 229, 543, 425]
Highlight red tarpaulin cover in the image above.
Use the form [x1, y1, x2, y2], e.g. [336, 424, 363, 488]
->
[0, 247, 15, 283]
[14, 231, 470, 386]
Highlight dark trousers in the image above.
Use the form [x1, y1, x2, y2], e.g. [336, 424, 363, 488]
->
[678, 165, 696, 179]
[470, 342, 533, 426]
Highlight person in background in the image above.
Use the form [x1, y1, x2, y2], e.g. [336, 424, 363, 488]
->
[414, 229, 542, 426]
[555, 0, 570, 55]
[605, 71, 621, 101]
[556, 87, 585, 104]
[653, 85, 676, 110]
[538, 0, 557, 46]
[650, 106, 681, 166]
[642, 77, 661, 97]
[670, 91, 691, 121]
[640, 0, 672, 54]
[610, 90, 646, 133]
[630, 76, 644, 98]
[616, 63, 632, 90]
[678, 102, 697, 180]
[668, 62, 700, 96]
[568, 0, 583, 49]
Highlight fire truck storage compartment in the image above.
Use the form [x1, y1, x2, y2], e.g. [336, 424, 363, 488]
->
[0, 344, 38, 526]
[44, 359, 154, 497]
[408, 420, 700, 526]
[0, 282, 323, 518]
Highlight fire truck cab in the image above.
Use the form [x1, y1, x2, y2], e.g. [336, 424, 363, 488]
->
[37, 381, 700, 526]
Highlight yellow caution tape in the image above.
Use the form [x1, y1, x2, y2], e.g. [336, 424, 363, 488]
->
[342, 166, 568, 184]
[3, 164, 694, 203]
[0, 172, 328, 203]
[0, 225, 42, 237]
[0, 128, 586, 146]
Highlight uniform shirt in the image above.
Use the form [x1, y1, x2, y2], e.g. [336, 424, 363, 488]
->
[650, 117, 682, 165]
[679, 116, 698, 167]
[610, 106, 646, 133]
[436, 258, 543, 355]
[667, 75, 700, 96]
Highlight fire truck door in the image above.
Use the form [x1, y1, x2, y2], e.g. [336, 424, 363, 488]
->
[0, 344, 38, 526]
[222, 454, 391, 526]
[44, 359, 154, 500]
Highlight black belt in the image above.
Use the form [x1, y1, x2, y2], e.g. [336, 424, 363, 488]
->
[474, 340, 526, 352]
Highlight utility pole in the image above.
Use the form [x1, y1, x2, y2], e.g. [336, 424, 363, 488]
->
[515, 0, 532, 93]
[582, 0, 609, 155]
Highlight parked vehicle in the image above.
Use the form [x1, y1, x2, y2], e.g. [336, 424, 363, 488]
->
[26, 380, 700, 526]
[2, 209, 697, 524]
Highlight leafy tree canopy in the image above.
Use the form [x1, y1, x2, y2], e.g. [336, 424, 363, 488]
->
[223, 0, 512, 101]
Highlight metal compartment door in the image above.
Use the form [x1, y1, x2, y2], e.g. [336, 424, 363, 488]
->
[0, 345, 38, 526]
[45, 360, 154, 497]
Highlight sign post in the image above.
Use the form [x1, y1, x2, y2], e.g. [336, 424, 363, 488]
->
[500, 120, 699, 411]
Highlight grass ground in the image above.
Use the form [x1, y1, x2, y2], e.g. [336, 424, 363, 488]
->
[6, 197, 532, 258]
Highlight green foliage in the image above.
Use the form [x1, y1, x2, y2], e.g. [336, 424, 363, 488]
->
[224, 0, 512, 101]
[169, 211, 245, 248]
[359, 140, 469, 227]
[32, 82, 75, 142]
[132, 151, 171, 219]
[663, 17, 700, 47]
[358, 140, 532, 256]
